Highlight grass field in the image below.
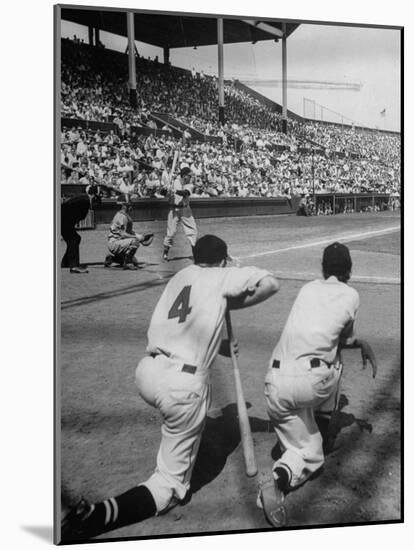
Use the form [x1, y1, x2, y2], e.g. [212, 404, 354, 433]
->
[59, 210, 401, 540]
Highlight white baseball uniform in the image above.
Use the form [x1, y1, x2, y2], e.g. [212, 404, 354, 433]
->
[135, 264, 271, 513]
[265, 276, 359, 488]
[163, 176, 198, 249]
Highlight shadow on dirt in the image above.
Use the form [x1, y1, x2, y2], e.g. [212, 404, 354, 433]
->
[61, 278, 171, 309]
[85, 261, 159, 268]
[325, 394, 373, 453]
[283, 358, 401, 527]
[167, 255, 193, 262]
[190, 403, 269, 494]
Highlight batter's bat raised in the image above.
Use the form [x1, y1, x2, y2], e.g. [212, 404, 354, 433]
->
[225, 311, 258, 477]
[169, 149, 180, 187]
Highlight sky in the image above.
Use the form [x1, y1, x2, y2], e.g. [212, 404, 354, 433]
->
[61, 17, 401, 131]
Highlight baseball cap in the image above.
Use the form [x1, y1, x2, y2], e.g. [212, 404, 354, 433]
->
[322, 242, 352, 277]
[193, 235, 232, 265]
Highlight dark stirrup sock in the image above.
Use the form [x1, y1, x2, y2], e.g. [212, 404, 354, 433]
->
[87, 485, 157, 533]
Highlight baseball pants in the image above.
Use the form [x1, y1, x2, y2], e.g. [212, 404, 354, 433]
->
[264, 359, 342, 489]
[108, 237, 140, 256]
[163, 209, 198, 249]
[135, 354, 211, 513]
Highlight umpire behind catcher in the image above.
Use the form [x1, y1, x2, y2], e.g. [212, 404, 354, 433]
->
[60, 185, 100, 274]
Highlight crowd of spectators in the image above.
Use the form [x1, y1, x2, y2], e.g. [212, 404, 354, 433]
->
[300, 120, 400, 164]
[60, 37, 401, 204]
[61, 125, 399, 201]
[61, 38, 284, 136]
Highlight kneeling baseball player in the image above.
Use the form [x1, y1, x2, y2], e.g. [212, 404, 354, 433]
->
[104, 200, 154, 270]
[258, 242, 377, 528]
[62, 234, 279, 542]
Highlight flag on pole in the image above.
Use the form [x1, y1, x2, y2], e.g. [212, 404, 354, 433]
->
[380, 108, 386, 116]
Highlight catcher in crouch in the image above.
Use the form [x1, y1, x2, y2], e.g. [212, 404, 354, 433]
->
[104, 200, 154, 270]
[258, 242, 377, 528]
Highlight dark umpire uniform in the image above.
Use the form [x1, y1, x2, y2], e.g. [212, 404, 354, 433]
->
[61, 188, 98, 273]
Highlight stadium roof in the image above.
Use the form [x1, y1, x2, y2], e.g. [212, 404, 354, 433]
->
[60, 6, 299, 49]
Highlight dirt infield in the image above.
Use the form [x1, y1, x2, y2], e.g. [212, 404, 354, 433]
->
[59, 211, 401, 540]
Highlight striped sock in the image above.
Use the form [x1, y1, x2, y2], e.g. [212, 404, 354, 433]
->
[101, 497, 120, 526]
[86, 485, 157, 533]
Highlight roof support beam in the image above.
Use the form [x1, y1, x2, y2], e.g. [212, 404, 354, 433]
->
[282, 22, 287, 132]
[243, 19, 284, 39]
[88, 26, 94, 46]
[126, 12, 137, 108]
[217, 18, 225, 124]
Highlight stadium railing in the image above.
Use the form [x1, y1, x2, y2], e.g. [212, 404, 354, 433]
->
[61, 117, 117, 134]
[315, 193, 392, 214]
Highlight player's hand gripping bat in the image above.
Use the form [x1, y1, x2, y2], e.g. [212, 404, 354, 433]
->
[225, 311, 258, 477]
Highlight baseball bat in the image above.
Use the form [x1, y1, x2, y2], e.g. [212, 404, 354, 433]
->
[169, 149, 179, 185]
[225, 311, 258, 477]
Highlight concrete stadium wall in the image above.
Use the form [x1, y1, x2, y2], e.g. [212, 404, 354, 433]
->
[93, 196, 300, 224]
[62, 185, 394, 227]
[92, 194, 393, 224]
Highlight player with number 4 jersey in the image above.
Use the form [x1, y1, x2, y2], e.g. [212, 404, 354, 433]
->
[148, 264, 266, 372]
[138, 235, 279, 516]
[61, 235, 279, 542]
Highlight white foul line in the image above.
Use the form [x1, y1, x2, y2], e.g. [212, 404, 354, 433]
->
[274, 271, 400, 285]
[237, 225, 400, 260]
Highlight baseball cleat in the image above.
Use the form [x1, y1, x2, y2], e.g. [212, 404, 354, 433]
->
[104, 254, 113, 267]
[70, 266, 89, 274]
[123, 263, 138, 270]
[158, 496, 181, 516]
[162, 252, 169, 262]
[257, 477, 286, 528]
[61, 497, 96, 541]
[131, 256, 142, 268]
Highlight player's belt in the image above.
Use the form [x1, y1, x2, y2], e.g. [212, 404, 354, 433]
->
[272, 358, 331, 369]
[150, 352, 197, 374]
[181, 364, 197, 374]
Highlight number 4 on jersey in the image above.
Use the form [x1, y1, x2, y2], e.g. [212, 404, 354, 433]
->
[168, 285, 192, 323]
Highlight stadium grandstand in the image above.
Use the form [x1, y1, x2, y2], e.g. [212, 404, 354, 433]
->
[59, 8, 401, 218]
